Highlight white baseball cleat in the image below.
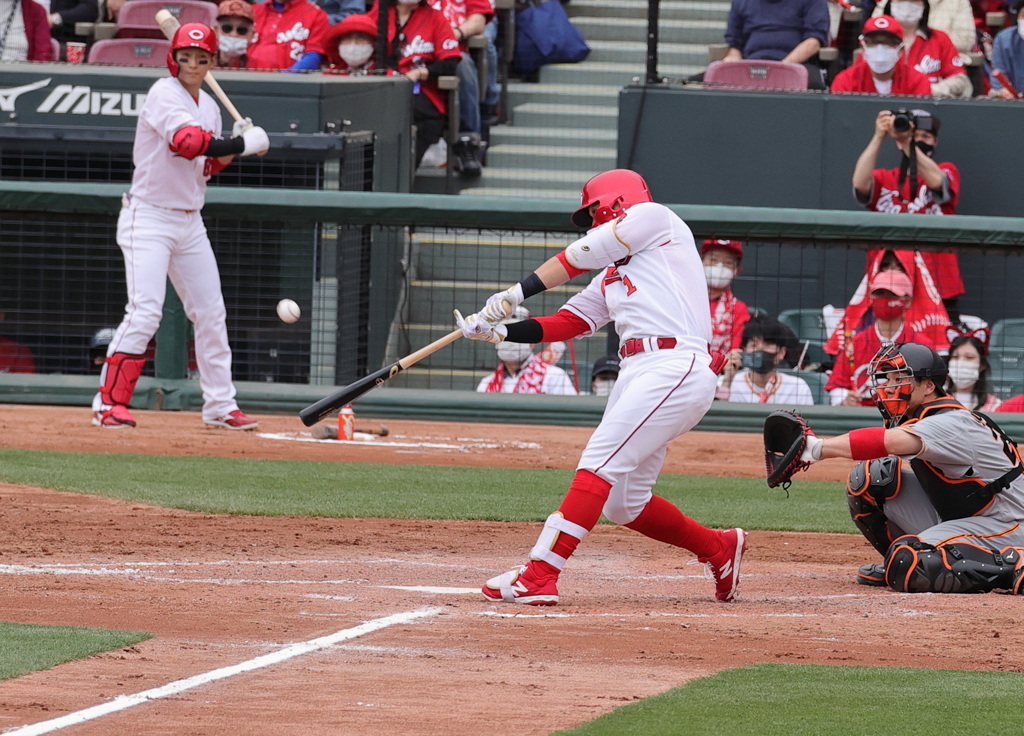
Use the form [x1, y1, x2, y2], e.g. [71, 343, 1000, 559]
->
[203, 410, 258, 430]
[482, 563, 559, 606]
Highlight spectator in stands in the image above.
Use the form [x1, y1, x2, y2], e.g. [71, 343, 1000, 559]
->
[875, 0, 972, 96]
[875, 0, 977, 52]
[0, 0, 54, 61]
[48, 0, 97, 59]
[319, 0, 366, 25]
[831, 16, 932, 94]
[323, 12, 377, 72]
[0, 308, 35, 374]
[826, 269, 919, 406]
[216, 0, 255, 69]
[432, 0, 492, 176]
[476, 307, 578, 395]
[368, 0, 462, 169]
[724, 0, 829, 88]
[997, 394, 1024, 412]
[248, 0, 330, 70]
[589, 354, 620, 396]
[718, 315, 814, 404]
[852, 109, 964, 322]
[945, 331, 1002, 411]
[702, 239, 750, 356]
[990, 0, 1024, 96]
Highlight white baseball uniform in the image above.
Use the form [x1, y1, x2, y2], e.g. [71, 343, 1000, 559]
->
[93, 76, 240, 421]
[556, 202, 718, 524]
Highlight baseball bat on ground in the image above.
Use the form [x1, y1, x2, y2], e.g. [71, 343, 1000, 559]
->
[155, 10, 244, 122]
[311, 425, 389, 440]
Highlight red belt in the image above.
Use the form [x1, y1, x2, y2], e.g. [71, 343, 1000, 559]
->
[619, 337, 677, 359]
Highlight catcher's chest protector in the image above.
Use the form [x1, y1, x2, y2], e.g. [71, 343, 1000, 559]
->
[904, 401, 1024, 521]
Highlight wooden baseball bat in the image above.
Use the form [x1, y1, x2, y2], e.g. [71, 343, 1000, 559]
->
[156, 9, 244, 122]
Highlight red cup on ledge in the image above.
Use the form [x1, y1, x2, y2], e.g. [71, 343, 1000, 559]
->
[66, 41, 86, 64]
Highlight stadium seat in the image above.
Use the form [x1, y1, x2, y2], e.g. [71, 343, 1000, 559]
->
[704, 60, 809, 91]
[116, 0, 217, 39]
[780, 369, 829, 404]
[87, 38, 171, 66]
[778, 308, 828, 342]
[990, 319, 1024, 349]
[988, 347, 1024, 398]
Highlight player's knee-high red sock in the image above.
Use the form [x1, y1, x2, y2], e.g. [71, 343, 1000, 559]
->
[529, 470, 611, 578]
[625, 495, 720, 557]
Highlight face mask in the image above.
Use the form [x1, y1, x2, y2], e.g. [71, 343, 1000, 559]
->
[218, 35, 249, 59]
[496, 341, 533, 365]
[741, 350, 777, 374]
[890, 1, 924, 25]
[704, 264, 735, 289]
[1018, 24, 1024, 41]
[947, 359, 980, 390]
[592, 378, 616, 397]
[398, 0, 420, 5]
[916, 141, 935, 157]
[863, 44, 902, 74]
[871, 295, 907, 321]
[339, 42, 373, 68]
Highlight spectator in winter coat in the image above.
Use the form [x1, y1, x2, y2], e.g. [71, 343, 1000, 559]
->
[0, 0, 54, 61]
[724, 0, 830, 87]
[48, 0, 98, 54]
[990, 0, 1024, 97]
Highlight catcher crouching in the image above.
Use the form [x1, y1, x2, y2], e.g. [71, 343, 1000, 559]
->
[765, 341, 1024, 595]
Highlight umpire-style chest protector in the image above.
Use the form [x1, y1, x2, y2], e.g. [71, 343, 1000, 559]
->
[901, 399, 1024, 521]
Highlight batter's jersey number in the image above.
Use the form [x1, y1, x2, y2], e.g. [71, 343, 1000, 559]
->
[603, 256, 637, 296]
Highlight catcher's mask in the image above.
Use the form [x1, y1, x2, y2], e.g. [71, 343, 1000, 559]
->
[869, 342, 947, 426]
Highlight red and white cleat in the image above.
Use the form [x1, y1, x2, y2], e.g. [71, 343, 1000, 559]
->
[204, 410, 259, 431]
[482, 563, 559, 606]
[92, 405, 136, 428]
[695, 528, 748, 602]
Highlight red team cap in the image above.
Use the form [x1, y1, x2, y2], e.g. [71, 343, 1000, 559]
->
[572, 169, 653, 228]
[167, 22, 219, 76]
[861, 15, 904, 41]
[869, 269, 914, 297]
[700, 239, 744, 262]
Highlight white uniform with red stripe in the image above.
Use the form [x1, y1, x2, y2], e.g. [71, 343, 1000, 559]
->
[558, 202, 717, 523]
[92, 76, 241, 421]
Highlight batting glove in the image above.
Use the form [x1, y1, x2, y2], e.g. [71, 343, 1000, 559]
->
[454, 309, 507, 343]
[241, 126, 270, 156]
[231, 116, 254, 138]
[479, 285, 523, 323]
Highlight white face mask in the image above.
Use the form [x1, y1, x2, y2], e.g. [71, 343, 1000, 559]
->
[339, 42, 373, 68]
[1018, 23, 1024, 41]
[592, 378, 616, 397]
[704, 263, 736, 289]
[947, 359, 980, 390]
[398, 0, 420, 5]
[218, 35, 249, 59]
[496, 341, 534, 365]
[863, 44, 902, 74]
[890, 1, 924, 25]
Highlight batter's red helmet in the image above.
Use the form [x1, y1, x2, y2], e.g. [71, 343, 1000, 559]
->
[167, 22, 218, 77]
[572, 169, 653, 228]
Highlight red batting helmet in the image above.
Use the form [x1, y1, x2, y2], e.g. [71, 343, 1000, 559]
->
[571, 169, 653, 228]
[167, 22, 218, 77]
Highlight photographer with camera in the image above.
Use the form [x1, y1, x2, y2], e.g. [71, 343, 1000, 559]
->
[831, 16, 931, 95]
[852, 107, 964, 321]
[718, 315, 813, 405]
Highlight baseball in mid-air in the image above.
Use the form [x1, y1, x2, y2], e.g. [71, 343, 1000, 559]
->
[276, 299, 301, 324]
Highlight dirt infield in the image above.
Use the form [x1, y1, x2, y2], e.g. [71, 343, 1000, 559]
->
[1, 405, 1021, 735]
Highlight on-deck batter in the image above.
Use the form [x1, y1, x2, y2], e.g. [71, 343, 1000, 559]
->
[455, 169, 747, 605]
[92, 22, 270, 430]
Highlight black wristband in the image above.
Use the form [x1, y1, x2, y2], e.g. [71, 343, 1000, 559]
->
[204, 135, 246, 158]
[504, 319, 543, 344]
[519, 273, 546, 300]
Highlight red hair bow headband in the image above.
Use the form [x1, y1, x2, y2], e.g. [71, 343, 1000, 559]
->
[946, 325, 991, 354]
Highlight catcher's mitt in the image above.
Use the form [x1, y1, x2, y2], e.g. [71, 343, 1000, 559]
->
[764, 410, 814, 489]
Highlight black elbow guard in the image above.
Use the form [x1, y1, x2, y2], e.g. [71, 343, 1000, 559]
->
[204, 135, 246, 158]
[504, 319, 544, 344]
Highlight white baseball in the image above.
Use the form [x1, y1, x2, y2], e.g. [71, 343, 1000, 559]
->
[276, 299, 301, 324]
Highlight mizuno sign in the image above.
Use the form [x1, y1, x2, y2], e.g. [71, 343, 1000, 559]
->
[0, 79, 146, 116]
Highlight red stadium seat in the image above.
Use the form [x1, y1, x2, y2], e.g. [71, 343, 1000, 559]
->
[704, 60, 809, 90]
[87, 38, 171, 66]
[116, 0, 217, 38]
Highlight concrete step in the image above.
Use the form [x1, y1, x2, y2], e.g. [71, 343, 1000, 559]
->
[486, 144, 617, 172]
[507, 81, 620, 108]
[583, 39, 709, 67]
[571, 16, 725, 45]
[410, 231, 576, 282]
[567, 0, 731, 22]
[539, 61, 703, 86]
[488, 125, 617, 149]
[457, 166, 597, 191]
[407, 280, 589, 325]
[512, 102, 618, 130]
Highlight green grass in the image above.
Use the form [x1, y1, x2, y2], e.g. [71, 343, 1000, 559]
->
[551, 663, 1024, 736]
[0, 622, 152, 681]
[0, 449, 854, 532]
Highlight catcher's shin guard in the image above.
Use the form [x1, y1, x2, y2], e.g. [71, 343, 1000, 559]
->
[884, 535, 1021, 593]
[846, 458, 905, 556]
[99, 352, 147, 408]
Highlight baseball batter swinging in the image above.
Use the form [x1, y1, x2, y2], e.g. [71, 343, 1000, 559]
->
[783, 341, 1024, 594]
[92, 23, 270, 430]
[456, 169, 747, 605]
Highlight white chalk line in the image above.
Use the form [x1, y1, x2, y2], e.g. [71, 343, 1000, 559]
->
[257, 431, 540, 451]
[2, 607, 442, 736]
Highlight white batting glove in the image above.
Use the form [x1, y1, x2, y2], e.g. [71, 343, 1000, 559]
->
[479, 285, 523, 323]
[241, 125, 270, 156]
[455, 309, 507, 343]
[231, 116, 254, 138]
[801, 435, 823, 465]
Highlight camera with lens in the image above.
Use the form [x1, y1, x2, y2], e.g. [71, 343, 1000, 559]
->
[890, 109, 934, 133]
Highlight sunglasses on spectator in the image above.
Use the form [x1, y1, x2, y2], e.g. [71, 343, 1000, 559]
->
[220, 23, 251, 34]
